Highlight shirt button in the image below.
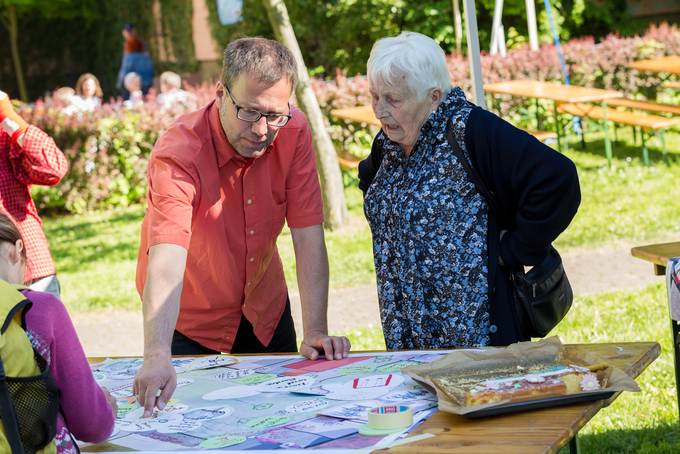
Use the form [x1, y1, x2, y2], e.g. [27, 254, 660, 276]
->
[249, 257, 255, 262]
[249, 230, 255, 235]
[246, 198, 253, 205]
[489, 324, 498, 334]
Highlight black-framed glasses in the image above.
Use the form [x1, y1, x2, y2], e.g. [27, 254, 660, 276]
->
[225, 85, 291, 127]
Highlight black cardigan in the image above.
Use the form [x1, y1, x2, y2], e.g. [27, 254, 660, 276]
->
[358, 107, 581, 346]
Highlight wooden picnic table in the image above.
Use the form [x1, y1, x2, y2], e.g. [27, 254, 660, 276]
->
[330, 105, 379, 127]
[629, 56, 680, 76]
[631, 241, 680, 419]
[631, 241, 680, 276]
[484, 80, 622, 160]
[85, 342, 658, 453]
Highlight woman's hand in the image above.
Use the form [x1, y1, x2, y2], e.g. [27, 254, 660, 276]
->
[101, 386, 118, 418]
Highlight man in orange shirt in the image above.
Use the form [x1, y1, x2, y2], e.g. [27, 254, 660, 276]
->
[133, 38, 350, 416]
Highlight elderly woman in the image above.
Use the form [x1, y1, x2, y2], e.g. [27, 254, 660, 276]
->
[359, 32, 580, 350]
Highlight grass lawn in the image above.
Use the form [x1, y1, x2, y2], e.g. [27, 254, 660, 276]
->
[45, 128, 680, 307]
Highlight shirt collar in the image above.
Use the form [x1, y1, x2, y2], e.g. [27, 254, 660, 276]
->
[207, 99, 248, 167]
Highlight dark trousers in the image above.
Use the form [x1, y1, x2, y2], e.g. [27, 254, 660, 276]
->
[171, 298, 297, 355]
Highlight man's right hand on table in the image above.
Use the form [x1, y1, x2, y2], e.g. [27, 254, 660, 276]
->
[133, 354, 177, 417]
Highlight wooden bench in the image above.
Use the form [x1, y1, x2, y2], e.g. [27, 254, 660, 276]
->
[557, 102, 679, 165]
[526, 130, 557, 142]
[664, 81, 680, 90]
[606, 98, 680, 116]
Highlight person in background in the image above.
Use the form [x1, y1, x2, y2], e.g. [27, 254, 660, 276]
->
[123, 72, 144, 108]
[0, 90, 68, 298]
[72, 73, 103, 112]
[117, 22, 154, 99]
[156, 71, 199, 113]
[51, 87, 76, 110]
[0, 212, 115, 452]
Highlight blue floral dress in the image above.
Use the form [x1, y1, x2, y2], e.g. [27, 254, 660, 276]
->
[364, 87, 491, 350]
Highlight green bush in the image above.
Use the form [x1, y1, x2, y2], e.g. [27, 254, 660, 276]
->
[205, 0, 646, 77]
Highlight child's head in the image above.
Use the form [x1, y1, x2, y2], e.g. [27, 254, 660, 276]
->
[75, 73, 103, 99]
[0, 213, 26, 284]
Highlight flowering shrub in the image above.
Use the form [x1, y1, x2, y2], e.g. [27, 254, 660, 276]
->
[316, 22, 680, 152]
[21, 83, 215, 213]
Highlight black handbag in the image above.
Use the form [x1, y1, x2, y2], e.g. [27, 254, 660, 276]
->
[509, 247, 573, 337]
[445, 123, 573, 338]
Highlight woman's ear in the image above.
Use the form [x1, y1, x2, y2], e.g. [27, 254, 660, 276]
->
[14, 239, 24, 262]
[216, 81, 224, 99]
[431, 88, 443, 104]
[6, 240, 23, 265]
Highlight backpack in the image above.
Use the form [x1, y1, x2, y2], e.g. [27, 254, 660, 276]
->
[0, 279, 59, 454]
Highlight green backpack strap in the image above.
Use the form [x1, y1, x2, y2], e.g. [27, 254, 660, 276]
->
[0, 280, 32, 454]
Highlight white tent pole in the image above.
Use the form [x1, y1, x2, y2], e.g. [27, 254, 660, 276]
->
[525, 0, 539, 50]
[462, 0, 486, 109]
[490, 0, 504, 55]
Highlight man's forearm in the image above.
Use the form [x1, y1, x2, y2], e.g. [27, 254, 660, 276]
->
[142, 244, 187, 359]
[291, 225, 329, 337]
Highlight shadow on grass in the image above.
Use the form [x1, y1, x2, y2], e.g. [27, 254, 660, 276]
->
[562, 128, 680, 168]
[43, 207, 144, 239]
[43, 207, 144, 272]
[566, 423, 680, 454]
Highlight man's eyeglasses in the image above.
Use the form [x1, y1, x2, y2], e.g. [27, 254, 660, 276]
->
[225, 85, 291, 128]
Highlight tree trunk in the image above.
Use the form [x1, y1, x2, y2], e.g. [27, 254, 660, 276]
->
[452, 0, 462, 55]
[261, 0, 347, 230]
[7, 5, 27, 101]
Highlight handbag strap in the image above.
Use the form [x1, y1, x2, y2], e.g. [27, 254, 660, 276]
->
[445, 121, 499, 214]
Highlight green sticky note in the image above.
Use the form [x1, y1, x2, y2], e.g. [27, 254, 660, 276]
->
[339, 365, 376, 376]
[200, 435, 246, 448]
[246, 415, 289, 429]
[376, 361, 419, 372]
[116, 401, 138, 418]
[235, 373, 277, 385]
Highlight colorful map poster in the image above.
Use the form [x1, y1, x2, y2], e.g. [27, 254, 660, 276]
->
[88, 351, 450, 452]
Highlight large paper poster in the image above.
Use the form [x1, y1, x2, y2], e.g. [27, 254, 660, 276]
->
[89, 351, 449, 451]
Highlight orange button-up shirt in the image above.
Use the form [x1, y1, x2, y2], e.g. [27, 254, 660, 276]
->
[136, 100, 324, 352]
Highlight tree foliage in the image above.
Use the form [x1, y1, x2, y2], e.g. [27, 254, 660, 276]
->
[206, 0, 645, 77]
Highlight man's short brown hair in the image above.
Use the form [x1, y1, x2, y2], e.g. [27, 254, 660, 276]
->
[221, 37, 298, 91]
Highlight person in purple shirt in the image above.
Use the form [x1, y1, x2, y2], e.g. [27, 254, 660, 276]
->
[0, 212, 116, 452]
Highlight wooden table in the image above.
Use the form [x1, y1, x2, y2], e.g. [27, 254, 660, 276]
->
[85, 342, 658, 453]
[631, 241, 680, 276]
[330, 105, 380, 127]
[484, 80, 622, 160]
[629, 56, 680, 76]
[631, 241, 680, 419]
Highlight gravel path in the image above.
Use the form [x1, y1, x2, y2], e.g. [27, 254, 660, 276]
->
[71, 239, 668, 357]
